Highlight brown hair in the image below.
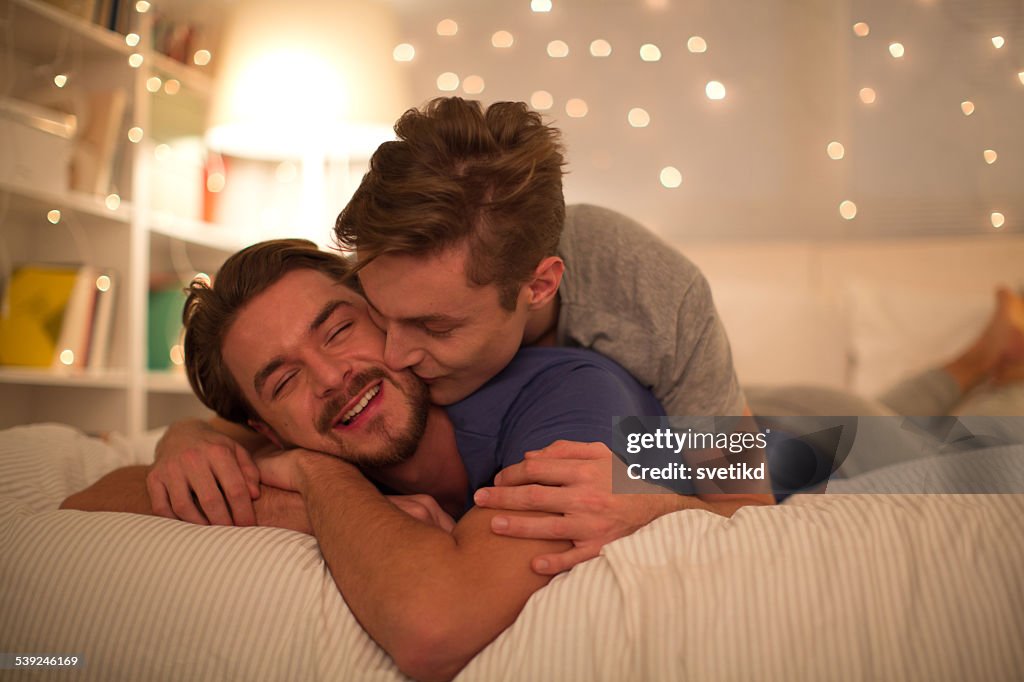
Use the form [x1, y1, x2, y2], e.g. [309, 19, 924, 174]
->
[182, 238, 352, 424]
[335, 97, 566, 310]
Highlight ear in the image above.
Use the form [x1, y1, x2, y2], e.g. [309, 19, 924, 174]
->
[525, 256, 564, 309]
[248, 419, 284, 450]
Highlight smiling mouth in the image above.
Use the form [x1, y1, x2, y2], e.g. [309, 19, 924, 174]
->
[337, 383, 381, 426]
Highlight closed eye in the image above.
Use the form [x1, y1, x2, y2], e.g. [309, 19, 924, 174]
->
[272, 371, 297, 399]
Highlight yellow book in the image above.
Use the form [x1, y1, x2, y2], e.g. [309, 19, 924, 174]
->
[0, 265, 80, 367]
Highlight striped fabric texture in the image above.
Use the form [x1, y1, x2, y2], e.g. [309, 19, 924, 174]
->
[2, 424, 1022, 681]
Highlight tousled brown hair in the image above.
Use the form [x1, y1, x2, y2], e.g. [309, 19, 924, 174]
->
[335, 97, 566, 310]
[182, 239, 352, 424]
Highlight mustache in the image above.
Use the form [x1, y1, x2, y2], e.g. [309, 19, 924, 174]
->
[315, 367, 389, 435]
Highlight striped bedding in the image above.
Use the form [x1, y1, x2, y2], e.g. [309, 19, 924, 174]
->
[1, 424, 1022, 681]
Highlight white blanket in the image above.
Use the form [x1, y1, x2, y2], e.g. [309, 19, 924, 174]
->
[1, 424, 1022, 681]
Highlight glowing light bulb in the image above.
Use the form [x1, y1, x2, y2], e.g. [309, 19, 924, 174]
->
[640, 44, 662, 62]
[531, 90, 553, 110]
[95, 275, 111, 292]
[889, 42, 905, 58]
[59, 349, 75, 366]
[125, 33, 140, 47]
[436, 72, 459, 91]
[853, 22, 870, 37]
[590, 39, 612, 57]
[47, 209, 61, 224]
[660, 167, 682, 188]
[462, 75, 485, 94]
[628, 108, 650, 127]
[128, 53, 144, 68]
[393, 43, 415, 62]
[827, 141, 845, 160]
[984, 149, 998, 164]
[53, 74, 67, 88]
[991, 212, 1005, 229]
[105, 193, 121, 210]
[492, 31, 514, 48]
[992, 36, 1005, 49]
[687, 36, 707, 53]
[194, 273, 212, 286]
[164, 80, 181, 95]
[565, 98, 588, 118]
[961, 101, 975, 116]
[859, 87, 877, 104]
[437, 19, 458, 36]
[193, 50, 211, 66]
[206, 172, 226, 193]
[146, 76, 162, 93]
[135, 1, 150, 13]
[839, 200, 858, 220]
[128, 126, 144, 143]
[169, 345, 185, 366]
[547, 40, 569, 58]
[1018, 71, 1024, 85]
[706, 81, 726, 100]
[531, 0, 552, 12]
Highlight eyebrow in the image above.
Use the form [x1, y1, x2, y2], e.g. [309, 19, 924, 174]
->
[363, 293, 466, 326]
[252, 299, 353, 396]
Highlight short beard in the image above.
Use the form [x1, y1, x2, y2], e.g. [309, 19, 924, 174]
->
[316, 368, 429, 468]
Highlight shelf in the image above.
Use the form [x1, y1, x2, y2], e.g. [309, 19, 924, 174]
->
[149, 212, 253, 252]
[0, 366, 129, 388]
[0, 179, 132, 224]
[148, 52, 214, 97]
[146, 371, 193, 394]
[6, 0, 133, 61]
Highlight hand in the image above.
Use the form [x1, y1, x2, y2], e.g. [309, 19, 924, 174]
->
[254, 485, 312, 535]
[472, 440, 674, 575]
[147, 419, 261, 526]
[255, 449, 311, 492]
[387, 494, 456, 533]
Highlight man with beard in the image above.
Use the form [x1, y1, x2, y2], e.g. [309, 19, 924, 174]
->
[63, 239, 671, 681]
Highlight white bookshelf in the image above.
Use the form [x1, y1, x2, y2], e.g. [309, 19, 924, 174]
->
[1, 0, 249, 438]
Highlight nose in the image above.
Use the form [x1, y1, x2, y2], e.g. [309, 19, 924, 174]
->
[383, 327, 426, 372]
[307, 349, 351, 398]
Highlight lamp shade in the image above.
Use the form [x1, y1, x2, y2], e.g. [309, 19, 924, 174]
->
[206, 0, 411, 160]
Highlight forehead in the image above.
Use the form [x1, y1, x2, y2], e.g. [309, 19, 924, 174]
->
[357, 245, 501, 319]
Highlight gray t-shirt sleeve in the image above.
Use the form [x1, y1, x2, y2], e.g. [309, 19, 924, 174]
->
[555, 204, 745, 416]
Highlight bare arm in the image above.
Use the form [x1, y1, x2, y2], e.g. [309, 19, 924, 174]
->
[260, 450, 569, 682]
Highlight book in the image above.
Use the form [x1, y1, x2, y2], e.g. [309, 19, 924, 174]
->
[69, 89, 127, 196]
[53, 265, 99, 370]
[0, 264, 80, 367]
[87, 270, 117, 370]
[148, 285, 187, 371]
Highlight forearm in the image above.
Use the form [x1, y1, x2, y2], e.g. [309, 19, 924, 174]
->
[296, 454, 558, 681]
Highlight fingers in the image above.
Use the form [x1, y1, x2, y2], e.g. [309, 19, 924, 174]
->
[493, 457, 590, 487]
[531, 546, 600, 576]
[474, 483, 569, 513]
[489, 511, 585, 541]
[152, 470, 209, 525]
[208, 456, 257, 527]
[235, 447, 262, 499]
[189, 466, 235, 526]
[524, 440, 610, 461]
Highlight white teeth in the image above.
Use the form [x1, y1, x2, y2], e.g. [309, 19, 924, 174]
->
[341, 384, 380, 425]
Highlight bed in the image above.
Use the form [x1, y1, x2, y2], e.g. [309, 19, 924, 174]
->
[1, 422, 1022, 681]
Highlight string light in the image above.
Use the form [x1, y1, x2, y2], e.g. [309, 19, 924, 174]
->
[105, 194, 121, 210]
[531, 0, 553, 12]
[590, 39, 612, 57]
[628, 108, 650, 127]
[462, 75, 485, 94]
[991, 212, 1005, 229]
[125, 33, 140, 47]
[547, 40, 569, 58]
[859, 87, 877, 104]
[59, 349, 75, 366]
[53, 74, 67, 87]
[530, 90, 553, 110]
[639, 43, 662, 62]
[95, 275, 112, 292]
[436, 19, 458, 36]
[659, 167, 682, 188]
[128, 126, 144, 143]
[565, 98, 588, 117]
[961, 100, 975, 116]
[706, 81, 726, 100]
[492, 31, 514, 48]
[169, 345, 185, 366]
[983, 149, 997, 164]
[128, 53, 144, 68]
[853, 22, 870, 37]
[206, 171, 226, 193]
[193, 50, 212, 66]
[1018, 72, 1024, 85]
[436, 72, 459, 91]
[47, 209, 61, 224]
[146, 76, 162, 92]
[164, 79, 180, 95]
[839, 200, 858, 220]
[827, 141, 845, 160]
[135, 1, 150, 13]
[687, 36, 707, 53]
[154, 144, 170, 161]
[393, 43, 415, 62]
[991, 36, 1005, 49]
[889, 43, 905, 58]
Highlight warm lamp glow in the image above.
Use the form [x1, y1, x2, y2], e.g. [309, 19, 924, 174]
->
[687, 36, 707, 53]
[660, 167, 682, 188]
[839, 200, 857, 220]
[853, 22, 870, 37]
[706, 81, 726, 100]
[827, 141, 845, 160]
[991, 212, 1005, 229]
[628, 108, 650, 127]
[565, 98, 588, 118]
[531, 90, 554, 110]
[547, 40, 569, 58]
[206, 0, 410, 159]
[590, 39, 612, 57]
[640, 43, 662, 62]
